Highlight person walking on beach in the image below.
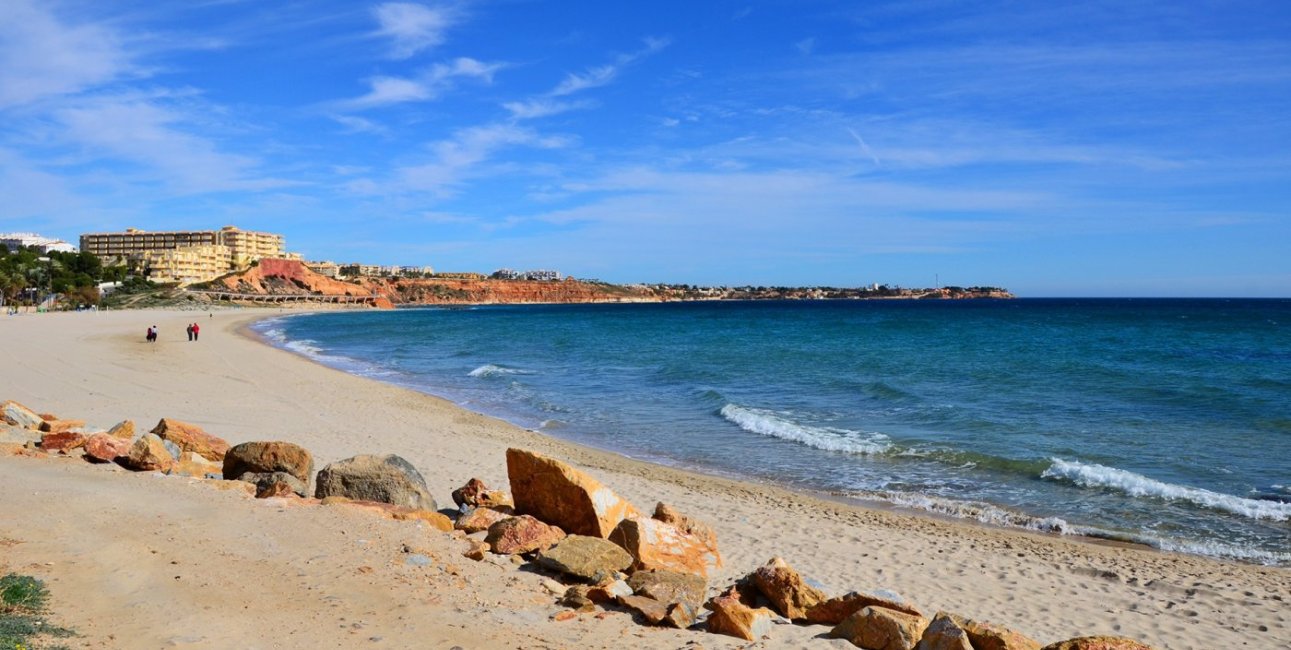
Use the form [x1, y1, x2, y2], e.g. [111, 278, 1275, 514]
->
[187, 323, 194, 341]
[192, 323, 200, 341]
[146, 326, 154, 343]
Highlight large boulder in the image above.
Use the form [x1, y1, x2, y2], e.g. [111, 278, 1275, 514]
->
[536, 535, 633, 582]
[832, 606, 930, 650]
[808, 590, 925, 625]
[223, 441, 314, 488]
[1, 401, 43, 429]
[83, 433, 133, 463]
[749, 557, 828, 621]
[609, 515, 722, 578]
[314, 454, 436, 510]
[916, 613, 974, 650]
[451, 477, 513, 510]
[1040, 638, 1155, 650]
[151, 418, 229, 462]
[954, 615, 1042, 650]
[505, 448, 638, 538]
[119, 433, 177, 473]
[455, 506, 513, 533]
[484, 515, 565, 555]
[107, 420, 135, 440]
[704, 590, 776, 641]
[39, 431, 85, 454]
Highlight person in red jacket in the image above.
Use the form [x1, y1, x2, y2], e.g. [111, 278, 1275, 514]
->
[192, 322, 200, 341]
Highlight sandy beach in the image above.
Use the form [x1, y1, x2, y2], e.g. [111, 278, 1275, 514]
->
[1, 308, 1286, 649]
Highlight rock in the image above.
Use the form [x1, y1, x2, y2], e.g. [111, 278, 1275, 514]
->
[170, 453, 222, 479]
[39, 431, 86, 453]
[653, 502, 720, 552]
[749, 557, 828, 621]
[223, 441, 314, 488]
[237, 471, 309, 498]
[832, 606, 929, 650]
[704, 591, 776, 641]
[560, 586, 597, 612]
[38, 419, 85, 434]
[586, 578, 632, 603]
[536, 535, 634, 582]
[954, 615, 1042, 650]
[83, 432, 132, 463]
[618, 594, 672, 625]
[506, 448, 638, 538]
[455, 506, 513, 533]
[150, 418, 229, 462]
[451, 477, 514, 510]
[807, 590, 926, 625]
[202, 478, 257, 496]
[609, 516, 722, 577]
[314, 454, 436, 510]
[107, 419, 135, 440]
[463, 540, 490, 561]
[0, 401, 43, 429]
[1039, 637, 1155, 650]
[916, 613, 974, 650]
[119, 433, 177, 472]
[0, 424, 40, 446]
[627, 569, 706, 629]
[484, 515, 566, 555]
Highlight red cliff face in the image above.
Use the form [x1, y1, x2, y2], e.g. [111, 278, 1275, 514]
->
[212, 260, 657, 306]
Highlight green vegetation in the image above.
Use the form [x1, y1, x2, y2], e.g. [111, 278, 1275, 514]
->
[0, 245, 128, 309]
[0, 574, 73, 650]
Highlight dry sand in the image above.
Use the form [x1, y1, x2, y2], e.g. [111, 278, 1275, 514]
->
[0, 308, 1286, 649]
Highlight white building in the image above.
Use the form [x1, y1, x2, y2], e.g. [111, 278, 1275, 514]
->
[0, 232, 77, 254]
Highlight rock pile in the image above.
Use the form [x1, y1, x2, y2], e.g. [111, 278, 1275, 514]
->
[0, 398, 1159, 649]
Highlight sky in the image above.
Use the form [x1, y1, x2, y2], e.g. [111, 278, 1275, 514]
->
[1, 1, 1289, 296]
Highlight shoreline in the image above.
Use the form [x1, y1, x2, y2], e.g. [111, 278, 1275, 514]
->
[2, 308, 1287, 648]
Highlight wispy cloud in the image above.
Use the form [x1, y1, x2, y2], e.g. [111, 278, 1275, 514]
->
[392, 124, 570, 196]
[502, 98, 591, 120]
[550, 37, 669, 97]
[336, 57, 502, 110]
[372, 1, 459, 59]
[0, 0, 138, 109]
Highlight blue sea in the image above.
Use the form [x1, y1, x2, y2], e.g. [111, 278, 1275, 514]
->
[254, 299, 1291, 565]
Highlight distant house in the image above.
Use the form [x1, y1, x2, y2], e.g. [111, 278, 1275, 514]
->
[0, 232, 77, 254]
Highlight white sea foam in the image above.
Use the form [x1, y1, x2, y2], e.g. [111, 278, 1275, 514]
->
[1042, 459, 1291, 521]
[719, 404, 890, 454]
[468, 364, 530, 378]
[875, 492, 1073, 533]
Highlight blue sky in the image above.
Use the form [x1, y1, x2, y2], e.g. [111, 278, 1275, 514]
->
[1, 1, 1289, 296]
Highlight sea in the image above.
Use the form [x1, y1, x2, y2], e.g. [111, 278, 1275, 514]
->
[253, 299, 1291, 565]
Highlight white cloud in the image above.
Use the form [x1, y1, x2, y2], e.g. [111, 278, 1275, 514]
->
[0, 0, 137, 109]
[549, 37, 670, 97]
[337, 57, 501, 110]
[433, 57, 502, 83]
[795, 37, 815, 55]
[396, 123, 569, 195]
[330, 114, 386, 134]
[503, 98, 590, 120]
[373, 2, 458, 59]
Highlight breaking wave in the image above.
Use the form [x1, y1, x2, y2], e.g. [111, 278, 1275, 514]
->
[719, 403, 890, 455]
[1042, 459, 1291, 521]
[468, 364, 532, 378]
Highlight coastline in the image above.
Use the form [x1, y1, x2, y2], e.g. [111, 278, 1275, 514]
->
[1, 308, 1287, 648]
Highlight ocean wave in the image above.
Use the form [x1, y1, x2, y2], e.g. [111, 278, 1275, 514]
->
[1042, 459, 1291, 521]
[862, 491, 1073, 534]
[468, 364, 532, 378]
[719, 403, 890, 454]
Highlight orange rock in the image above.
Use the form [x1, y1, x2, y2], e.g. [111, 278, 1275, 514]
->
[120, 434, 177, 472]
[222, 441, 313, 486]
[390, 508, 454, 532]
[455, 506, 513, 533]
[1, 401, 43, 429]
[506, 448, 638, 538]
[463, 540, 490, 561]
[917, 613, 977, 650]
[39, 431, 86, 453]
[806, 590, 925, 625]
[704, 592, 776, 641]
[203, 479, 257, 496]
[107, 419, 135, 440]
[484, 514, 566, 555]
[1040, 637, 1155, 650]
[749, 557, 828, 621]
[831, 606, 929, 650]
[83, 433, 132, 463]
[38, 419, 85, 434]
[171, 454, 223, 479]
[151, 418, 229, 462]
[953, 615, 1042, 650]
[609, 516, 721, 578]
[451, 477, 513, 509]
[653, 502, 720, 551]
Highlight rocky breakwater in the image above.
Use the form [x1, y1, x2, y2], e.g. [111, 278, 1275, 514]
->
[2, 397, 1161, 649]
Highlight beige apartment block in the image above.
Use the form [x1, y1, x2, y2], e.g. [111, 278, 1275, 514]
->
[79, 225, 287, 285]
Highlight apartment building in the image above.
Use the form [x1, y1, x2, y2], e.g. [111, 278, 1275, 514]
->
[79, 225, 286, 285]
[1, 232, 78, 254]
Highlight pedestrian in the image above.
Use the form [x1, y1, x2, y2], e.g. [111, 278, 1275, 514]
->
[192, 322, 200, 341]
[187, 323, 194, 341]
[146, 326, 154, 343]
